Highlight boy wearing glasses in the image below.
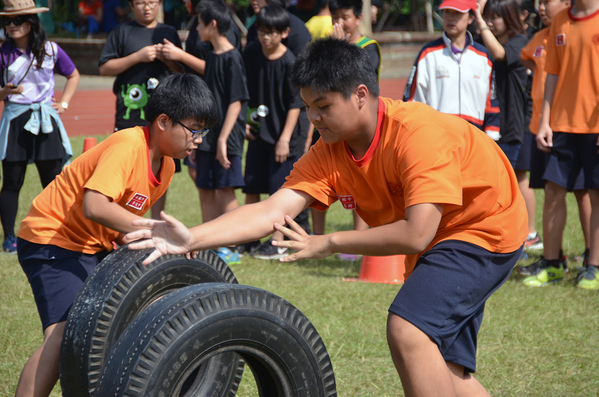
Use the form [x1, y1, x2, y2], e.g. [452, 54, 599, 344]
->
[240, 5, 307, 259]
[12, 74, 217, 397]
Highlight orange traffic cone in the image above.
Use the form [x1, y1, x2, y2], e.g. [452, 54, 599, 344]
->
[83, 137, 97, 152]
[344, 254, 406, 284]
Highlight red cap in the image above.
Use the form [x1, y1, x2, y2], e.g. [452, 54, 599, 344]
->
[438, 0, 477, 12]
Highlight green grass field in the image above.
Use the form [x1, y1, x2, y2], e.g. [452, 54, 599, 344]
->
[0, 135, 598, 396]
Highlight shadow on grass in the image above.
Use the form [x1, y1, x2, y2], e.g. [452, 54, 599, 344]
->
[293, 256, 362, 279]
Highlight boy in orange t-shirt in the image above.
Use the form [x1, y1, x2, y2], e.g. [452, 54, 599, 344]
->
[12, 74, 217, 397]
[124, 39, 527, 396]
[534, 0, 599, 290]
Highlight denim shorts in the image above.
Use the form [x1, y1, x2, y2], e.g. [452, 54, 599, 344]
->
[17, 238, 109, 330]
[389, 240, 522, 373]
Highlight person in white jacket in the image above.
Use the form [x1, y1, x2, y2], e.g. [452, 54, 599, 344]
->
[403, 0, 500, 138]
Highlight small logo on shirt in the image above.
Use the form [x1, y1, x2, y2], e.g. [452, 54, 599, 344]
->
[533, 46, 544, 57]
[556, 34, 566, 46]
[387, 183, 404, 196]
[593, 34, 599, 45]
[436, 65, 450, 79]
[126, 193, 148, 210]
[339, 195, 357, 210]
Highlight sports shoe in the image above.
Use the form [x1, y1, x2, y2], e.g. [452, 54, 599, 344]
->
[517, 255, 567, 276]
[216, 247, 241, 265]
[576, 265, 599, 290]
[235, 240, 261, 257]
[523, 233, 543, 250]
[3, 233, 17, 254]
[251, 239, 289, 260]
[522, 262, 566, 287]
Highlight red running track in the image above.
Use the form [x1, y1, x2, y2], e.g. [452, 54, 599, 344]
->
[2, 77, 408, 137]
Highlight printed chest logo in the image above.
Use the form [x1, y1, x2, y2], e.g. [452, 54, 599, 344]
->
[556, 34, 566, 46]
[339, 195, 357, 210]
[436, 65, 450, 79]
[126, 193, 148, 210]
[533, 46, 544, 57]
[593, 34, 599, 45]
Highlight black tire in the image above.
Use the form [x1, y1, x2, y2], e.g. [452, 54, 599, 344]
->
[95, 283, 338, 397]
[60, 246, 243, 397]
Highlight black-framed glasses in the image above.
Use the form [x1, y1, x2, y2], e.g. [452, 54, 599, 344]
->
[3, 16, 28, 26]
[176, 120, 209, 139]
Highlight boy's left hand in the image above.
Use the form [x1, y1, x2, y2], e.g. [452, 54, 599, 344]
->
[273, 215, 334, 262]
[216, 140, 231, 169]
[275, 138, 290, 163]
[332, 23, 350, 41]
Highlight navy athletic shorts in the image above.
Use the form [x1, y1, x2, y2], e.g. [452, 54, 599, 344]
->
[543, 132, 599, 191]
[515, 132, 533, 171]
[195, 152, 245, 190]
[17, 238, 109, 331]
[388, 240, 522, 373]
[243, 139, 301, 195]
[529, 135, 585, 191]
[497, 141, 522, 170]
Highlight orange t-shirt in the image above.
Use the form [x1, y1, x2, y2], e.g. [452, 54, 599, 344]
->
[521, 27, 550, 135]
[79, 0, 103, 16]
[18, 126, 175, 254]
[283, 97, 527, 278]
[544, 7, 599, 133]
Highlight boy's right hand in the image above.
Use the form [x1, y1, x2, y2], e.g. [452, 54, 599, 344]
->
[245, 124, 257, 141]
[536, 124, 553, 153]
[216, 140, 231, 169]
[332, 22, 350, 41]
[137, 45, 158, 63]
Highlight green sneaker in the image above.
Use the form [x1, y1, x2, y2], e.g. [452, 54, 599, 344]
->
[576, 266, 599, 290]
[522, 264, 565, 287]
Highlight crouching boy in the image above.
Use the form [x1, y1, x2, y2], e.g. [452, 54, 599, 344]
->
[125, 38, 527, 395]
[13, 74, 217, 397]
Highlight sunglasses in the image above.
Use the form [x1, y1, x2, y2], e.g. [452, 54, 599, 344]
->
[176, 120, 209, 139]
[3, 16, 28, 26]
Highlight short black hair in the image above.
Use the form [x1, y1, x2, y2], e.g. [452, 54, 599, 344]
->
[145, 73, 218, 127]
[197, 0, 231, 35]
[292, 38, 379, 98]
[329, 0, 362, 17]
[255, 5, 290, 33]
[268, 0, 291, 9]
[315, 0, 330, 11]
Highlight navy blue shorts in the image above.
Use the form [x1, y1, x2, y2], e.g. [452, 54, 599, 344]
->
[497, 141, 522, 170]
[543, 132, 599, 191]
[243, 139, 301, 195]
[389, 240, 522, 373]
[515, 132, 533, 171]
[17, 238, 109, 331]
[195, 152, 245, 190]
[529, 136, 585, 191]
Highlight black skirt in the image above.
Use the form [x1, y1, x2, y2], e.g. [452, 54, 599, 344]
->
[4, 110, 66, 162]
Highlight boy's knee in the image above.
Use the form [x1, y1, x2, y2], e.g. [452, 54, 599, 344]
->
[544, 181, 567, 200]
[386, 313, 429, 354]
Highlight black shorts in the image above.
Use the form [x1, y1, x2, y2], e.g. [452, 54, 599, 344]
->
[195, 152, 244, 190]
[388, 240, 522, 373]
[17, 238, 109, 331]
[529, 136, 585, 190]
[515, 132, 533, 171]
[544, 132, 599, 191]
[5, 110, 66, 162]
[243, 138, 301, 195]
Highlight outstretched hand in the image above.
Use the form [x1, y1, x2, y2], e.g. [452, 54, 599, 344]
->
[125, 211, 194, 265]
[272, 215, 335, 262]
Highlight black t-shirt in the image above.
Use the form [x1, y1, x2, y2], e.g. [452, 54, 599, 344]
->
[494, 34, 528, 144]
[185, 16, 242, 68]
[523, 25, 537, 133]
[363, 42, 380, 79]
[199, 49, 249, 157]
[246, 11, 312, 57]
[99, 21, 182, 130]
[243, 42, 305, 157]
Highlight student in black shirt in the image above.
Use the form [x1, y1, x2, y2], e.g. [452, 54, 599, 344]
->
[241, 4, 309, 259]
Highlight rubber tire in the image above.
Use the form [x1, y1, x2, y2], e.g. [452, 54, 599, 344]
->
[95, 283, 338, 397]
[60, 245, 243, 397]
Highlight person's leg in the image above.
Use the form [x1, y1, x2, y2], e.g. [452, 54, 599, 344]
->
[574, 190, 591, 254]
[586, 188, 599, 266]
[199, 188, 219, 223]
[311, 208, 326, 235]
[387, 314, 457, 397]
[446, 362, 491, 397]
[35, 159, 62, 188]
[516, 169, 536, 236]
[218, 187, 239, 215]
[543, 183, 568, 260]
[0, 161, 27, 237]
[14, 321, 65, 397]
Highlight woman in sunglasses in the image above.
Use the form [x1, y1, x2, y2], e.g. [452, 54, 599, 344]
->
[0, 0, 80, 254]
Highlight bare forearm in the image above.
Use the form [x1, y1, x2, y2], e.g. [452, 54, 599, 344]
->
[84, 193, 153, 234]
[479, 29, 505, 60]
[540, 73, 558, 127]
[59, 69, 80, 105]
[218, 101, 242, 144]
[175, 51, 206, 75]
[280, 108, 300, 143]
[99, 54, 140, 76]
